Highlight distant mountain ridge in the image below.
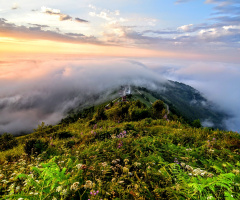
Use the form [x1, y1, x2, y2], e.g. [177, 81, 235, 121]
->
[136, 80, 228, 130]
[64, 80, 228, 130]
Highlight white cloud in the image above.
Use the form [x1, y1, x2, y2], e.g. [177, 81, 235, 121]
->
[177, 24, 193, 31]
[12, 3, 19, 10]
[41, 6, 60, 15]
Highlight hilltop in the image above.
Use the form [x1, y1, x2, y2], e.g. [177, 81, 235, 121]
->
[0, 94, 239, 199]
[62, 81, 227, 130]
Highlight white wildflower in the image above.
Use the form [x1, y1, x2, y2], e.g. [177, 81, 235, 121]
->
[62, 189, 67, 195]
[134, 162, 141, 167]
[102, 162, 108, 167]
[118, 181, 124, 184]
[76, 164, 83, 170]
[123, 167, 129, 174]
[84, 180, 93, 189]
[70, 182, 79, 191]
[56, 186, 62, 192]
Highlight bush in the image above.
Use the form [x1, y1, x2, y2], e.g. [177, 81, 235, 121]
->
[93, 107, 107, 121]
[192, 119, 202, 128]
[65, 140, 76, 148]
[24, 139, 48, 156]
[152, 100, 165, 119]
[0, 133, 18, 151]
[57, 131, 73, 139]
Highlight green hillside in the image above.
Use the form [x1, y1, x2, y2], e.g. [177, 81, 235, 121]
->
[0, 99, 239, 200]
[64, 81, 228, 131]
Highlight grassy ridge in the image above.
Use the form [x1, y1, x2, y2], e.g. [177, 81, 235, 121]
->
[0, 100, 240, 200]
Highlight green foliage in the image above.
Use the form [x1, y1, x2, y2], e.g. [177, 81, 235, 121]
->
[24, 139, 48, 156]
[152, 100, 165, 119]
[93, 106, 107, 121]
[0, 133, 18, 151]
[56, 131, 73, 139]
[0, 99, 239, 200]
[192, 119, 202, 128]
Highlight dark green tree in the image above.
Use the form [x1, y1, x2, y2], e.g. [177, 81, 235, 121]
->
[192, 119, 202, 128]
[94, 107, 107, 120]
[0, 133, 18, 151]
[152, 100, 165, 119]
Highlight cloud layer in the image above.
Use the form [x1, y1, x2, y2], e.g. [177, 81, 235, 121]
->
[1, 57, 240, 134]
[0, 58, 166, 134]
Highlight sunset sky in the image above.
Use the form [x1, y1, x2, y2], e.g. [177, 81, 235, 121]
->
[1, 0, 240, 133]
[0, 0, 239, 61]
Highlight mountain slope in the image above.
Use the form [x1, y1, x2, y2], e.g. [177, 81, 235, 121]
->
[134, 81, 228, 129]
[0, 100, 239, 200]
[64, 80, 227, 130]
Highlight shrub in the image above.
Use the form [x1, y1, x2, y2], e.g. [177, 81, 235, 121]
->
[93, 107, 107, 121]
[192, 119, 202, 128]
[95, 131, 111, 141]
[152, 100, 165, 119]
[57, 131, 73, 139]
[65, 140, 76, 148]
[24, 139, 48, 156]
[124, 123, 135, 131]
[0, 133, 18, 151]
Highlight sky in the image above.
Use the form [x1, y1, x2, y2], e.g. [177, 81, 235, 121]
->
[0, 0, 240, 133]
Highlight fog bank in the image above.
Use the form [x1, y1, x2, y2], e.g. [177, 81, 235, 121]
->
[0, 58, 166, 134]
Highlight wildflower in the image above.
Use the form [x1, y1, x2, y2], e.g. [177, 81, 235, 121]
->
[232, 169, 240, 175]
[124, 159, 129, 164]
[112, 159, 118, 164]
[207, 173, 214, 178]
[207, 196, 213, 199]
[117, 141, 123, 148]
[118, 181, 124, 184]
[70, 182, 79, 191]
[90, 190, 99, 196]
[180, 163, 186, 168]
[0, 174, 4, 179]
[56, 186, 62, 192]
[128, 172, 133, 176]
[200, 172, 206, 177]
[111, 135, 116, 139]
[174, 158, 179, 165]
[102, 162, 108, 167]
[134, 162, 141, 167]
[18, 198, 24, 200]
[189, 173, 192, 176]
[185, 165, 193, 171]
[62, 189, 67, 195]
[52, 197, 57, 200]
[123, 167, 129, 174]
[76, 163, 83, 170]
[84, 180, 93, 189]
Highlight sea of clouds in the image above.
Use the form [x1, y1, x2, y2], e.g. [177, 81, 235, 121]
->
[0, 57, 239, 134]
